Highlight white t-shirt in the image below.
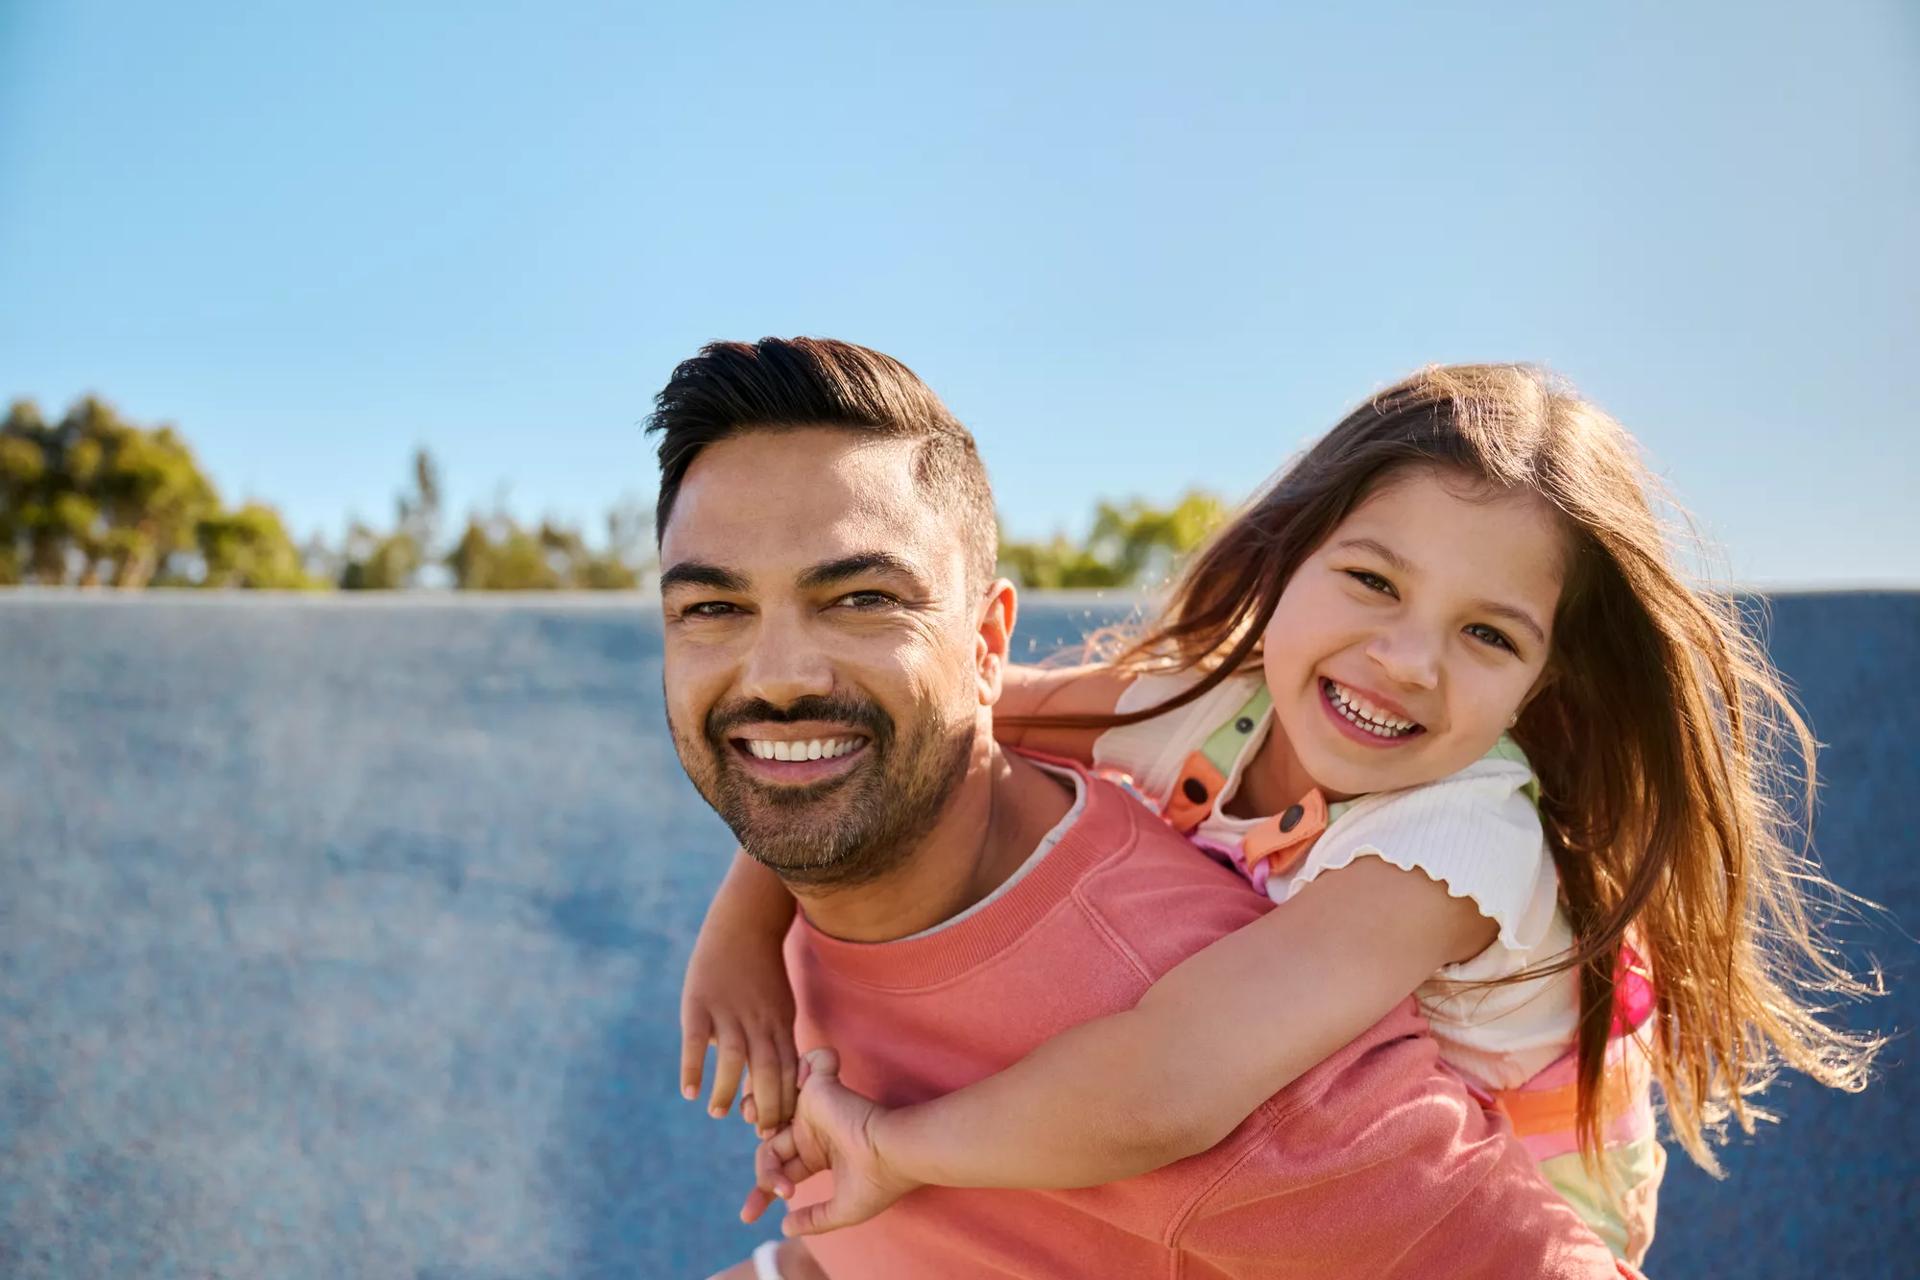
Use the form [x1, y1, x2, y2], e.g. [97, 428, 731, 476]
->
[1093, 667, 1580, 1090]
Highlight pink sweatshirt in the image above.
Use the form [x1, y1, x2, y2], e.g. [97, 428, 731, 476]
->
[785, 761, 1639, 1279]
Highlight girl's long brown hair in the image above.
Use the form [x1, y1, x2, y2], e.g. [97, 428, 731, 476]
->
[1013, 364, 1881, 1172]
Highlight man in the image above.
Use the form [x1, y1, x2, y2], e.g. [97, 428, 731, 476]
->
[655, 337, 1634, 1278]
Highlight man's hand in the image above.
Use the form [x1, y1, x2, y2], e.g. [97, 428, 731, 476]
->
[740, 1049, 923, 1237]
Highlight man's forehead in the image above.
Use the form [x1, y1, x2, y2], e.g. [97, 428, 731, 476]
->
[661, 429, 947, 575]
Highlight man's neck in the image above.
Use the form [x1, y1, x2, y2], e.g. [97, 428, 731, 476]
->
[787, 730, 1074, 944]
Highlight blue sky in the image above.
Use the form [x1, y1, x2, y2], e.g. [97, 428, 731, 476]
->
[2, 0, 1915, 586]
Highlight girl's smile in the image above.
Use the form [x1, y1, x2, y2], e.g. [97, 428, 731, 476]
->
[1316, 676, 1428, 746]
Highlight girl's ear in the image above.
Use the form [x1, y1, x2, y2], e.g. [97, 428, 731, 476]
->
[974, 578, 1018, 706]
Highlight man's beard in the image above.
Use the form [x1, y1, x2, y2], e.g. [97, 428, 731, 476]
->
[670, 690, 976, 889]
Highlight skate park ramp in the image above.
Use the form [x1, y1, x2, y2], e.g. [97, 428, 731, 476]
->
[1, 591, 1914, 1278]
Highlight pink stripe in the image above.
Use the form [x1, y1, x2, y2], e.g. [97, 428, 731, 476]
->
[1502, 1035, 1655, 1162]
[1517, 1095, 1653, 1162]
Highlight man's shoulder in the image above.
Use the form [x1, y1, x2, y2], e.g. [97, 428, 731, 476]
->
[1014, 750, 1248, 882]
[1017, 756, 1272, 979]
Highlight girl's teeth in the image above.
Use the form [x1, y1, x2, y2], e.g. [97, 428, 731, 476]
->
[1326, 681, 1417, 737]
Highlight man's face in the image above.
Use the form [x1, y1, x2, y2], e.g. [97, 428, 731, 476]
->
[659, 428, 994, 886]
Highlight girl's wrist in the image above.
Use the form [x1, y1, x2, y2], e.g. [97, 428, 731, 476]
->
[865, 1103, 931, 1194]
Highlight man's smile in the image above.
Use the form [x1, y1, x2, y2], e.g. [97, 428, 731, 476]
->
[727, 725, 874, 786]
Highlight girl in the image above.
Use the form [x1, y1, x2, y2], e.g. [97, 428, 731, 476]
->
[682, 364, 1879, 1267]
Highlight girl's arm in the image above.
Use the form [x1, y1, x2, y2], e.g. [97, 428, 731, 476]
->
[762, 857, 1498, 1220]
[681, 849, 801, 1134]
[684, 660, 1126, 1135]
[993, 662, 1134, 763]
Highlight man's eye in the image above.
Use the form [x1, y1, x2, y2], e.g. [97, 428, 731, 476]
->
[1465, 623, 1516, 653]
[681, 601, 740, 619]
[836, 590, 898, 610]
[1345, 569, 1395, 596]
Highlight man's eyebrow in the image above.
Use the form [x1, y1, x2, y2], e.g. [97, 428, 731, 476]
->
[658, 561, 748, 593]
[796, 552, 928, 591]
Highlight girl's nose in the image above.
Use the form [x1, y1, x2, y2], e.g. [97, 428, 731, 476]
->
[1366, 629, 1441, 690]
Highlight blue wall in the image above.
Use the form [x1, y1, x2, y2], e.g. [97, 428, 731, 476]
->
[1, 593, 1913, 1278]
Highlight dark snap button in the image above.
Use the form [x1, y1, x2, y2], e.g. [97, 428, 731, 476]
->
[1278, 804, 1305, 833]
[1182, 777, 1210, 804]
[1235, 717, 1255, 733]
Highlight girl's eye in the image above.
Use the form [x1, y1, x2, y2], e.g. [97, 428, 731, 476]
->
[1345, 569, 1396, 596]
[1465, 623, 1516, 653]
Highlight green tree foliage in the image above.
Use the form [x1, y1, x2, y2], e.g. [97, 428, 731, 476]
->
[0, 396, 321, 588]
[195, 503, 320, 589]
[2, 396, 664, 592]
[338, 448, 441, 590]
[998, 490, 1227, 589]
[444, 504, 647, 591]
[333, 445, 651, 592]
[0, 393, 1227, 596]
[335, 523, 419, 590]
[445, 515, 563, 590]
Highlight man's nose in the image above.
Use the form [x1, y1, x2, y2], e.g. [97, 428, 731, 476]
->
[1366, 624, 1441, 690]
[737, 612, 835, 707]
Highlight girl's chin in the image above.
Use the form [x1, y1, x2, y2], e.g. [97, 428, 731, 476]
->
[1307, 762, 1409, 801]
[1302, 736, 1438, 797]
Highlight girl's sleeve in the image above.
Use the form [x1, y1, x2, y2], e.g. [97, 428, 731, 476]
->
[1269, 756, 1562, 956]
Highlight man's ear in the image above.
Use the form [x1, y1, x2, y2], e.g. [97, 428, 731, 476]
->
[974, 577, 1018, 706]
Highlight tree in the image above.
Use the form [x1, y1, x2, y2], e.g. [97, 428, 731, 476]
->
[338, 522, 423, 590]
[443, 509, 647, 590]
[196, 503, 322, 589]
[443, 515, 552, 590]
[0, 400, 50, 584]
[0, 396, 222, 587]
[1, 399, 654, 591]
[998, 490, 1227, 590]
[339, 447, 440, 590]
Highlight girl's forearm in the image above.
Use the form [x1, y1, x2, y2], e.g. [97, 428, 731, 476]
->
[869, 1008, 1217, 1190]
[861, 860, 1498, 1196]
[706, 848, 797, 938]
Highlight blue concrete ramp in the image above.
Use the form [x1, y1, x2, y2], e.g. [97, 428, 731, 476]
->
[0, 593, 1913, 1277]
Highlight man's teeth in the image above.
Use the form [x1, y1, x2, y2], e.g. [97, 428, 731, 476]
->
[1325, 680, 1419, 738]
[745, 737, 863, 762]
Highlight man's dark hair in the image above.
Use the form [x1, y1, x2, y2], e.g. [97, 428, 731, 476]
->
[646, 337, 998, 586]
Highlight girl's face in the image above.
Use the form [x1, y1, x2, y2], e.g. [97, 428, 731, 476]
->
[1261, 465, 1566, 800]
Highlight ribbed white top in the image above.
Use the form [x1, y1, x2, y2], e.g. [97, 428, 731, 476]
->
[1095, 667, 1580, 1090]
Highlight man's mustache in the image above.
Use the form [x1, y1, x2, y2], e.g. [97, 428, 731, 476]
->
[705, 695, 893, 748]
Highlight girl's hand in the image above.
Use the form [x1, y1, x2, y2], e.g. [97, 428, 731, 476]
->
[740, 1049, 922, 1237]
[680, 904, 798, 1135]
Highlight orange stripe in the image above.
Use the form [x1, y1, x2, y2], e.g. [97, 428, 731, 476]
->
[1496, 1078, 1582, 1138]
[1494, 1055, 1646, 1140]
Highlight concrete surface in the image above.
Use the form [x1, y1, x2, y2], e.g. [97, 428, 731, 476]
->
[0, 592, 1913, 1277]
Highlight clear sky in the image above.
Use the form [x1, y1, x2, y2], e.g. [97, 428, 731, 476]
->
[3, 0, 1915, 587]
